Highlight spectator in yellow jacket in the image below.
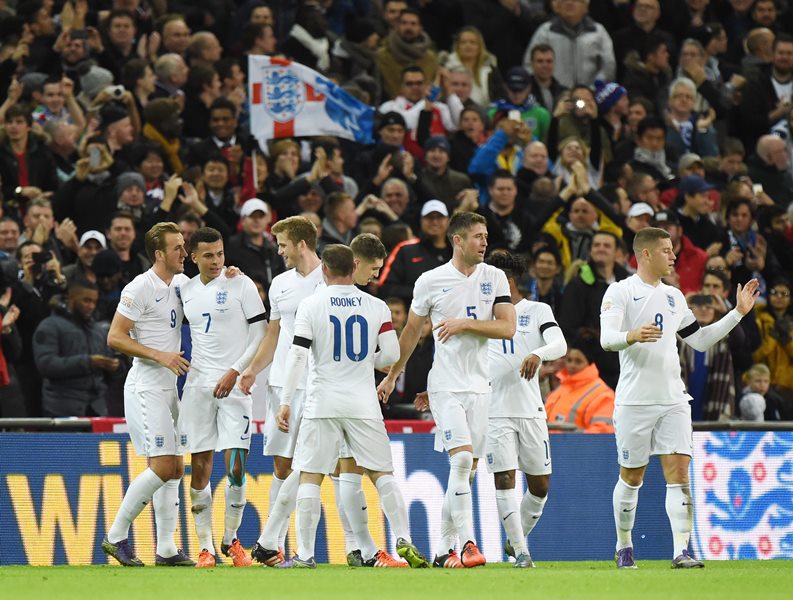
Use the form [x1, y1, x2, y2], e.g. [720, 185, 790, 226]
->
[753, 278, 793, 397]
[545, 335, 615, 433]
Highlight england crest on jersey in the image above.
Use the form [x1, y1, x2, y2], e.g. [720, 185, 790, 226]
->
[216, 291, 228, 305]
[667, 294, 676, 308]
[480, 282, 492, 296]
[175, 285, 181, 300]
[263, 66, 305, 122]
[518, 313, 530, 327]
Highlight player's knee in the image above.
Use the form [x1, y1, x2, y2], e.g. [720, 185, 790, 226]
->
[450, 450, 474, 473]
[227, 449, 247, 487]
[494, 471, 515, 490]
[528, 476, 549, 498]
[273, 456, 292, 480]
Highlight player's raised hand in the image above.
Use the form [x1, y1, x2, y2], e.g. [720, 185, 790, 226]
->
[276, 405, 291, 432]
[377, 377, 396, 403]
[520, 354, 542, 380]
[214, 368, 239, 398]
[238, 367, 255, 395]
[433, 318, 469, 342]
[735, 278, 760, 315]
[414, 391, 429, 412]
[626, 323, 663, 344]
[156, 350, 190, 375]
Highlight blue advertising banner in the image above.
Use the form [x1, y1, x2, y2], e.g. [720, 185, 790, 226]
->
[1, 432, 790, 565]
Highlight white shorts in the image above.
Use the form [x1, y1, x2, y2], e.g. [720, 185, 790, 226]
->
[485, 417, 552, 476]
[124, 380, 182, 458]
[263, 385, 305, 458]
[179, 385, 252, 453]
[292, 418, 393, 474]
[430, 391, 489, 458]
[614, 403, 693, 468]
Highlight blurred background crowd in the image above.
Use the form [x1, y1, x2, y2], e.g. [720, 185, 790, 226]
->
[0, 0, 791, 429]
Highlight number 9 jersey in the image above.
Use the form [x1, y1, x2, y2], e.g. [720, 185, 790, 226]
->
[600, 274, 699, 406]
[294, 284, 395, 419]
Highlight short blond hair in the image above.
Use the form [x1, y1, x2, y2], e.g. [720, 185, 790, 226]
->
[271, 216, 318, 251]
[145, 221, 180, 262]
[633, 227, 670, 255]
[743, 363, 771, 383]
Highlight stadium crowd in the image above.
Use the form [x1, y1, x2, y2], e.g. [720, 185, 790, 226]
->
[0, 0, 791, 425]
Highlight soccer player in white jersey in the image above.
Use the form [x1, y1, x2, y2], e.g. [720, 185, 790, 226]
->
[102, 222, 195, 567]
[378, 212, 517, 568]
[179, 227, 267, 568]
[484, 251, 566, 568]
[238, 216, 323, 566]
[600, 227, 758, 569]
[273, 244, 410, 569]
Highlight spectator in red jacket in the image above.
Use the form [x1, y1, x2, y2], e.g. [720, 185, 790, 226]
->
[652, 208, 707, 294]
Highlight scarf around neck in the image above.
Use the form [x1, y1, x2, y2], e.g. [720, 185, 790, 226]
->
[386, 30, 432, 64]
[634, 146, 673, 180]
[290, 24, 330, 72]
[143, 123, 183, 175]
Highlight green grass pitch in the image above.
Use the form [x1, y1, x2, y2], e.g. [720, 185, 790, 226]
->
[2, 561, 792, 600]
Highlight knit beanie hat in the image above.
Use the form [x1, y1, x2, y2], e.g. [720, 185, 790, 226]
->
[594, 80, 627, 114]
[116, 172, 146, 195]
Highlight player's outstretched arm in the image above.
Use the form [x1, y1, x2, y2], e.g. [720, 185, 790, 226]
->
[434, 301, 516, 343]
[107, 312, 190, 376]
[377, 310, 427, 401]
[239, 319, 280, 394]
[681, 279, 759, 352]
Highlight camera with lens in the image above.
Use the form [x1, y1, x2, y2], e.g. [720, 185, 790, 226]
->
[31, 251, 51, 276]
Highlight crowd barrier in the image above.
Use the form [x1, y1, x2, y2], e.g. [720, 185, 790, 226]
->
[1, 431, 791, 565]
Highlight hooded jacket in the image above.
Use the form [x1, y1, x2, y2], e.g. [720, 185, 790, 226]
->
[32, 299, 109, 417]
[545, 363, 615, 433]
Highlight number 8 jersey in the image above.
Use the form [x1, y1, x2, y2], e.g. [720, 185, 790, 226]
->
[294, 284, 394, 419]
[600, 274, 699, 406]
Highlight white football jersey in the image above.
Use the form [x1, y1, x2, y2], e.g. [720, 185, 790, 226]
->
[181, 272, 265, 386]
[294, 284, 394, 419]
[488, 299, 557, 418]
[268, 264, 324, 388]
[117, 269, 189, 389]
[411, 261, 511, 393]
[600, 274, 698, 406]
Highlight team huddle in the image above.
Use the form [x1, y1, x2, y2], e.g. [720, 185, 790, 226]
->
[100, 212, 759, 570]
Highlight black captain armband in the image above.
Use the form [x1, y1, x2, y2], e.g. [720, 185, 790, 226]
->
[293, 336, 312, 349]
[678, 321, 701, 338]
[494, 295, 511, 305]
[539, 322, 559, 334]
[247, 312, 268, 324]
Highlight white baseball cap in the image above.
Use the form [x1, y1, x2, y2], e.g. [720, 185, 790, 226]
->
[421, 199, 449, 217]
[627, 202, 654, 219]
[240, 198, 270, 218]
[79, 230, 107, 249]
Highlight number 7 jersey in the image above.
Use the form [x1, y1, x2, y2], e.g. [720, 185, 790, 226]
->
[600, 274, 698, 406]
[294, 284, 394, 419]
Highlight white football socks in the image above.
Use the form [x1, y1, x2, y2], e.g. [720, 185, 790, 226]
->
[666, 483, 693, 558]
[339, 473, 378, 560]
[153, 478, 180, 558]
[259, 470, 298, 549]
[331, 475, 358, 554]
[447, 451, 475, 547]
[223, 481, 246, 546]
[295, 483, 321, 560]
[190, 484, 214, 554]
[107, 468, 165, 543]
[520, 492, 547, 538]
[375, 474, 411, 542]
[613, 478, 641, 551]
[436, 492, 457, 557]
[495, 489, 526, 555]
